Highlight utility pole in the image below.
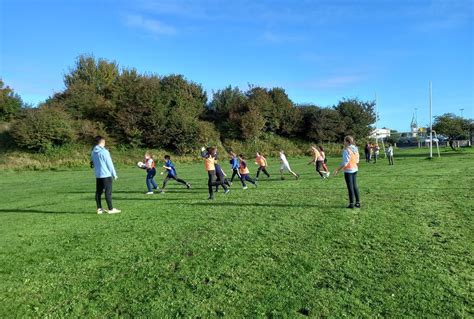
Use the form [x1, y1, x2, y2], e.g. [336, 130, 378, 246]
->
[375, 92, 378, 144]
[429, 81, 433, 159]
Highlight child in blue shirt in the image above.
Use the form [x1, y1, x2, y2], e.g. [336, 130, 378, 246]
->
[160, 155, 191, 193]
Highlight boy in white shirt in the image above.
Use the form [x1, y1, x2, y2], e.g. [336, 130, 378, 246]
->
[279, 150, 299, 180]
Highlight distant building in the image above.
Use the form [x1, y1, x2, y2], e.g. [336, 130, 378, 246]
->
[369, 128, 391, 139]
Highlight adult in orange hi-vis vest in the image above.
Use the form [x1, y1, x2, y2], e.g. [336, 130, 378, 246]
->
[255, 152, 270, 180]
[201, 146, 229, 200]
[334, 136, 360, 209]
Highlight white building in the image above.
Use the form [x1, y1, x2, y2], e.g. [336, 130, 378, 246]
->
[369, 128, 391, 139]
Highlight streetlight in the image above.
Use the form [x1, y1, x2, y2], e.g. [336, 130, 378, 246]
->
[460, 108, 464, 118]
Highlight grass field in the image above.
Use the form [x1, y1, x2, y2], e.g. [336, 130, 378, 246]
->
[1, 148, 473, 317]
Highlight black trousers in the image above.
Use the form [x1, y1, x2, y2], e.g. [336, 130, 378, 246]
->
[231, 169, 246, 186]
[256, 166, 270, 178]
[215, 171, 231, 191]
[162, 175, 188, 189]
[316, 161, 324, 177]
[365, 152, 370, 163]
[344, 172, 360, 205]
[230, 169, 240, 182]
[96, 177, 113, 210]
[208, 170, 227, 197]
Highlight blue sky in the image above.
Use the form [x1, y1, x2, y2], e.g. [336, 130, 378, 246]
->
[1, 0, 472, 131]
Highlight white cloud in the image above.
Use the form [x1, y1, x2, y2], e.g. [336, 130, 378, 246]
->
[124, 14, 177, 36]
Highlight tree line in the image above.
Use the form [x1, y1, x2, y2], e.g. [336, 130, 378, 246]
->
[2, 55, 380, 153]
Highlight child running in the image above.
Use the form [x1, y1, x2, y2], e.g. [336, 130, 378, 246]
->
[143, 152, 159, 194]
[215, 164, 231, 192]
[201, 147, 229, 200]
[238, 154, 257, 189]
[279, 150, 299, 180]
[318, 145, 330, 178]
[214, 150, 231, 192]
[308, 145, 324, 178]
[229, 152, 245, 187]
[229, 152, 240, 183]
[255, 152, 270, 180]
[160, 155, 191, 193]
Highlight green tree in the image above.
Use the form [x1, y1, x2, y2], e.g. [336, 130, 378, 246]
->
[335, 98, 376, 140]
[64, 54, 119, 99]
[208, 86, 247, 139]
[270, 88, 298, 136]
[113, 70, 165, 148]
[433, 113, 472, 150]
[0, 79, 23, 121]
[246, 86, 281, 133]
[298, 105, 345, 142]
[159, 74, 207, 152]
[240, 109, 266, 141]
[52, 55, 119, 125]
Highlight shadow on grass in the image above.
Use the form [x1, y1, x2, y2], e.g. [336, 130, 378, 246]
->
[394, 151, 471, 158]
[162, 201, 344, 209]
[113, 196, 199, 201]
[0, 208, 91, 215]
[64, 188, 209, 194]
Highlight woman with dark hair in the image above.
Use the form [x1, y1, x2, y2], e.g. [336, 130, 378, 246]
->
[334, 136, 360, 209]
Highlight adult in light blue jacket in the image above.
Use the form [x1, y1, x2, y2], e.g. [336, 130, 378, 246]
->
[91, 136, 120, 214]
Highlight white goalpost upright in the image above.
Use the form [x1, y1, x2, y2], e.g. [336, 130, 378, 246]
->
[427, 81, 440, 158]
[429, 81, 433, 159]
[375, 92, 386, 158]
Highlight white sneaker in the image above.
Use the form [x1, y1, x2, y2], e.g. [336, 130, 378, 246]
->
[97, 208, 104, 214]
[146, 192, 154, 195]
[107, 208, 121, 214]
[326, 172, 330, 178]
[243, 186, 248, 190]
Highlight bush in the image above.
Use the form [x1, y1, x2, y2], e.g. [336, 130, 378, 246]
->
[197, 121, 224, 150]
[0, 122, 15, 151]
[224, 133, 309, 158]
[11, 106, 75, 152]
[75, 120, 108, 145]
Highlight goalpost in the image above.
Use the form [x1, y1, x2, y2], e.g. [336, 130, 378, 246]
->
[428, 81, 440, 158]
[375, 92, 386, 158]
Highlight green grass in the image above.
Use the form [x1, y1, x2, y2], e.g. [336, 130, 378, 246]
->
[1, 148, 473, 317]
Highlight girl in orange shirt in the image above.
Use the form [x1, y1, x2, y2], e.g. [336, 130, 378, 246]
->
[239, 154, 257, 190]
[255, 152, 270, 180]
